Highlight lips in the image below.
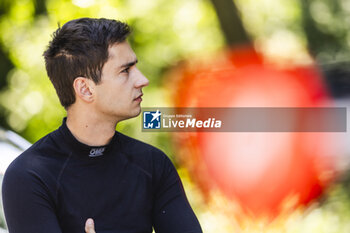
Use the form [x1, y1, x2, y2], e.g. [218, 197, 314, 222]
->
[134, 93, 143, 100]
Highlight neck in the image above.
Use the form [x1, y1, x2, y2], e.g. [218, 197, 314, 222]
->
[66, 107, 118, 146]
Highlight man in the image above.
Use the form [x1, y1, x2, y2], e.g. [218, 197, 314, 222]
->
[2, 18, 202, 233]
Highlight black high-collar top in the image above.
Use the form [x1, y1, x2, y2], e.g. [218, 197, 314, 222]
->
[2, 118, 202, 233]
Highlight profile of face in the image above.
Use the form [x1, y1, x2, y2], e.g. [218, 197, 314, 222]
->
[91, 41, 149, 121]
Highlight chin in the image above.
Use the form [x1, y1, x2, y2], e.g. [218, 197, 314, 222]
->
[132, 107, 142, 117]
[118, 107, 142, 121]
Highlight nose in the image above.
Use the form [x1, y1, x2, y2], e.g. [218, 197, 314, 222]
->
[134, 68, 149, 88]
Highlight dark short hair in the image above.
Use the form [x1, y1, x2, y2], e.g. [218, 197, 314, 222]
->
[43, 18, 131, 109]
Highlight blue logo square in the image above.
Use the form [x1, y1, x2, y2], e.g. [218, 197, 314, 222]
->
[143, 110, 161, 129]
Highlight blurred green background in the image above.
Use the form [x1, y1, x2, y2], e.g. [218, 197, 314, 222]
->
[1, 0, 350, 232]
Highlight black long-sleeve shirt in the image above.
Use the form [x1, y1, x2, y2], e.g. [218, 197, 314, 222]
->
[2, 118, 202, 233]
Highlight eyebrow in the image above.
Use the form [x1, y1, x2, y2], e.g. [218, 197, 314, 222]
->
[120, 59, 138, 69]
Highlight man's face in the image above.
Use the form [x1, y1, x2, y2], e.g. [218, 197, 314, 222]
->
[92, 41, 149, 121]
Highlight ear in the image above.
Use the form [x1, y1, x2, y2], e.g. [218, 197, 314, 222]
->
[73, 77, 95, 103]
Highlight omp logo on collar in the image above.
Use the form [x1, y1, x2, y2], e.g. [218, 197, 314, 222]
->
[89, 147, 106, 157]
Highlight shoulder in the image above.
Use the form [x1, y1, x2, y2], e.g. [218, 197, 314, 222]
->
[116, 131, 167, 160]
[1, 134, 60, 217]
[3, 130, 66, 187]
[5, 133, 50, 171]
[115, 131, 174, 173]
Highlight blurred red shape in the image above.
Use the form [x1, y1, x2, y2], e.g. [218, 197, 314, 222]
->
[170, 46, 338, 218]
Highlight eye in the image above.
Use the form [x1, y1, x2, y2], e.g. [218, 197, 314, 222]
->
[121, 67, 130, 74]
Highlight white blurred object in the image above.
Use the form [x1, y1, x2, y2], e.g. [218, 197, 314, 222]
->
[0, 128, 30, 232]
[0, 128, 31, 175]
[333, 98, 350, 172]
